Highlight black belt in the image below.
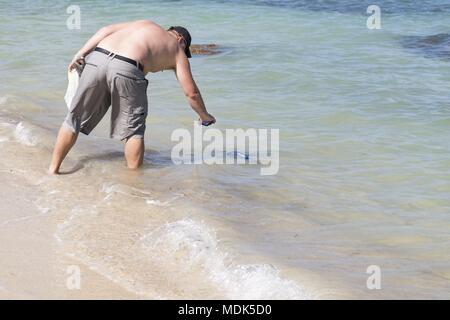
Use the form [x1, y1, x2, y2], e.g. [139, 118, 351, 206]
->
[94, 47, 144, 72]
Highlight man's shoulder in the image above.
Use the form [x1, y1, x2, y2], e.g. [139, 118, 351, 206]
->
[132, 19, 160, 28]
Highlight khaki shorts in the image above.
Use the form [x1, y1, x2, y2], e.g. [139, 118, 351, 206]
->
[64, 50, 148, 141]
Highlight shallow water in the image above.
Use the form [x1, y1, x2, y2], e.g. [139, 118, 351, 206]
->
[1, 0, 450, 298]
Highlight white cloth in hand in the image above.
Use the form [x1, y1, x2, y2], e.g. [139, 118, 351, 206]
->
[64, 69, 80, 110]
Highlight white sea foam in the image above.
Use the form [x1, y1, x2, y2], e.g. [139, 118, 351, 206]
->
[146, 193, 184, 207]
[139, 218, 310, 299]
[0, 212, 48, 227]
[101, 183, 153, 201]
[0, 95, 12, 106]
[36, 205, 50, 214]
[101, 182, 182, 206]
[145, 199, 170, 207]
[54, 207, 86, 244]
[14, 122, 37, 147]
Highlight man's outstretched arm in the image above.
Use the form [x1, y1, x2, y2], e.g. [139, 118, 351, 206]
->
[175, 55, 216, 125]
[68, 22, 131, 71]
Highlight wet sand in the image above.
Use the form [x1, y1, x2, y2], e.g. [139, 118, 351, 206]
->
[0, 164, 138, 299]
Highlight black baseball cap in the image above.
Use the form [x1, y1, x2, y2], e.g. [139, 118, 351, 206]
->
[168, 26, 192, 58]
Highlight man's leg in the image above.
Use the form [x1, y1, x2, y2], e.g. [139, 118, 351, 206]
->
[124, 136, 144, 169]
[48, 125, 78, 174]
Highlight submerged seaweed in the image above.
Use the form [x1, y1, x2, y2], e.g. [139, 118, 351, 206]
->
[400, 33, 450, 61]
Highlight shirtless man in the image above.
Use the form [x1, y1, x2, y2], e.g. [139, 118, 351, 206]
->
[48, 20, 215, 174]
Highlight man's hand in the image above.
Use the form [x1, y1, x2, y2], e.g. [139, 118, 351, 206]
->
[199, 113, 216, 126]
[68, 55, 85, 72]
[67, 22, 132, 73]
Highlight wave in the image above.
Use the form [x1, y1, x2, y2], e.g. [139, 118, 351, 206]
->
[101, 182, 184, 206]
[139, 218, 310, 299]
[55, 204, 309, 298]
[0, 104, 52, 148]
[14, 122, 38, 146]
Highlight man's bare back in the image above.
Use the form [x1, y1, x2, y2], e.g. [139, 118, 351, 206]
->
[98, 20, 180, 74]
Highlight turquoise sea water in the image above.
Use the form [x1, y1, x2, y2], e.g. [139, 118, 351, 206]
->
[0, 0, 449, 298]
